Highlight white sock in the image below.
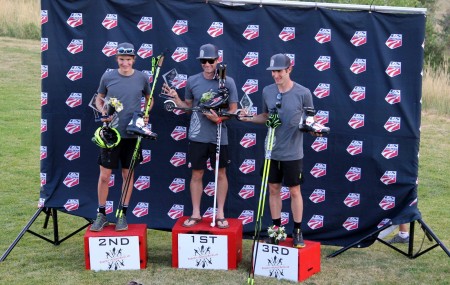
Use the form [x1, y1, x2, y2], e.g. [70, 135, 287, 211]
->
[399, 231, 409, 239]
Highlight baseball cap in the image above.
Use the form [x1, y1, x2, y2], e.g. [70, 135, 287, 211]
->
[117, 42, 135, 56]
[266, 53, 291, 70]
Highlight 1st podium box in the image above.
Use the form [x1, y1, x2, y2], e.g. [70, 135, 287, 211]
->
[172, 217, 243, 270]
[84, 224, 148, 270]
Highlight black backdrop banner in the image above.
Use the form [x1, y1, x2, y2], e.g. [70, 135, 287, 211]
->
[39, 0, 424, 246]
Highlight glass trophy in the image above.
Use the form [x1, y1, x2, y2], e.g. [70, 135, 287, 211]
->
[160, 68, 178, 99]
[239, 92, 253, 113]
[88, 93, 122, 123]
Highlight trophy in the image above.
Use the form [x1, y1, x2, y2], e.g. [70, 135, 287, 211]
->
[159, 68, 178, 100]
[239, 92, 253, 113]
[88, 93, 123, 123]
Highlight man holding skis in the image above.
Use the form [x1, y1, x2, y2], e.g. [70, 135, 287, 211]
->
[90, 42, 156, 232]
[239, 53, 316, 248]
[162, 43, 238, 229]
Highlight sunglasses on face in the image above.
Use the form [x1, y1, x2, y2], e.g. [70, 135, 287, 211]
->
[276, 93, 282, 108]
[200, 58, 216, 64]
[117, 47, 134, 54]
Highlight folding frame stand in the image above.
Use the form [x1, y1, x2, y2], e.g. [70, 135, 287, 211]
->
[328, 219, 450, 259]
[1, 207, 91, 262]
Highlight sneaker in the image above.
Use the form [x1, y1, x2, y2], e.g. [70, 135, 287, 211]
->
[90, 213, 108, 232]
[387, 233, 409, 244]
[293, 229, 305, 248]
[115, 215, 128, 231]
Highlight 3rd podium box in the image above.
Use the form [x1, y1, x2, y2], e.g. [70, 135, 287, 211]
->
[253, 239, 321, 282]
[172, 217, 243, 270]
[84, 224, 148, 270]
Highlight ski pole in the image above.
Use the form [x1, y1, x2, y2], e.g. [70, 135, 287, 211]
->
[116, 52, 165, 218]
[210, 120, 222, 227]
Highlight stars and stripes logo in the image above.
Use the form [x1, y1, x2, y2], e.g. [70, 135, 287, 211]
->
[66, 66, 83, 81]
[309, 189, 325, 203]
[279, 27, 295, 41]
[385, 89, 401, 104]
[344, 193, 360, 207]
[67, 13, 82, 28]
[240, 133, 256, 148]
[64, 145, 80, 161]
[171, 126, 187, 141]
[313, 83, 330, 99]
[168, 204, 184, 219]
[102, 42, 118, 57]
[65, 119, 81, 134]
[40, 146, 47, 160]
[350, 58, 366, 74]
[63, 172, 79, 188]
[348, 114, 365, 129]
[386, 61, 401, 77]
[381, 144, 399, 159]
[64, 199, 79, 211]
[315, 28, 331, 43]
[133, 202, 149, 218]
[242, 79, 258, 94]
[207, 22, 223, 37]
[349, 86, 366, 102]
[242, 52, 259, 67]
[238, 185, 255, 199]
[172, 47, 188, 62]
[345, 167, 362, 182]
[343, 217, 359, 231]
[41, 38, 48, 52]
[141, 149, 152, 164]
[238, 210, 254, 225]
[138, 16, 153, 32]
[41, 10, 48, 25]
[67, 39, 83, 54]
[239, 159, 256, 174]
[311, 137, 328, 152]
[350, 31, 367, 46]
[379, 196, 396, 210]
[102, 14, 118, 29]
[307, 215, 324, 230]
[314, 56, 331, 71]
[386, 34, 402, 49]
[310, 163, 327, 178]
[172, 20, 188, 35]
[380, 171, 397, 185]
[134, 176, 150, 191]
[137, 44, 153, 59]
[66, 93, 82, 108]
[170, 152, 186, 167]
[243, 25, 259, 40]
[169, 178, 185, 193]
[347, 140, 363, 155]
[384, 117, 401, 132]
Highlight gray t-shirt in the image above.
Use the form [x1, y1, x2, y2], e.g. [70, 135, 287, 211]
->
[97, 69, 150, 138]
[262, 82, 314, 161]
[185, 72, 238, 145]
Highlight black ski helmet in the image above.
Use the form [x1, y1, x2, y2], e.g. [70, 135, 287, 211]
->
[266, 53, 291, 70]
[196, 43, 219, 59]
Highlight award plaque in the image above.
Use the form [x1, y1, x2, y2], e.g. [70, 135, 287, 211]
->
[239, 92, 253, 112]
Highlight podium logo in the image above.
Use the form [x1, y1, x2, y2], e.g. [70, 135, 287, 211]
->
[40, 146, 47, 160]
[307, 215, 324, 230]
[350, 31, 367, 46]
[344, 193, 360, 207]
[286, 54, 295, 66]
[315, 110, 329, 125]
[41, 10, 48, 25]
[242, 79, 258, 94]
[171, 126, 187, 141]
[41, 65, 48, 79]
[239, 159, 255, 174]
[380, 171, 397, 185]
[63, 172, 79, 188]
[379, 195, 396, 210]
[382, 144, 399, 159]
[108, 174, 115, 187]
[243, 25, 259, 40]
[348, 114, 365, 129]
[280, 186, 290, 201]
[172, 20, 188, 35]
[386, 34, 402, 49]
[67, 13, 82, 28]
[313, 83, 330, 99]
[138, 16, 153, 32]
[40, 173, 47, 187]
[349, 86, 366, 102]
[345, 167, 361, 182]
[377, 218, 392, 229]
[279, 27, 295, 41]
[310, 163, 326, 178]
[385, 89, 401, 104]
[309, 189, 326, 204]
[242, 52, 259, 67]
[65, 119, 81, 134]
[105, 201, 113, 215]
[203, 182, 216, 197]
[67, 39, 83, 54]
[170, 152, 186, 167]
[343, 217, 359, 231]
[238, 185, 255, 199]
[315, 28, 331, 44]
[133, 202, 149, 217]
[140, 149, 151, 164]
[347, 140, 363, 155]
[240, 133, 256, 148]
[386, 61, 401, 77]
[203, 207, 216, 218]
[142, 70, 153, 84]
[134, 176, 150, 191]
[66, 92, 82, 108]
[169, 178, 185, 193]
[102, 42, 118, 57]
[41, 38, 48, 52]
[168, 204, 184, 219]
[137, 44, 153, 59]
[64, 145, 80, 161]
[384, 117, 401, 132]
[314, 56, 331, 71]
[172, 47, 188, 62]
[41, 92, 48, 106]
[281, 212, 289, 226]
[311, 137, 328, 152]
[67, 66, 83, 81]
[350, 58, 366, 74]
[208, 22, 223, 37]
[102, 14, 118, 29]
[238, 210, 254, 225]
[64, 199, 79, 211]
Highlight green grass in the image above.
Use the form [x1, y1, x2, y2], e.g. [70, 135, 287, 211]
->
[0, 37, 449, 285]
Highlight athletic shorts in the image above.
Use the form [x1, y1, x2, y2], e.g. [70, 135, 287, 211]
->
[187, 141, 230, 170]
[263, 159, 304, 187]
[98, 138, 142, 169]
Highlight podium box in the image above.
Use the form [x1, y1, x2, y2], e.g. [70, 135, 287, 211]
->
[84, 224, 148, 270]
[254, 239, 321, 282]
[172, 216, 242, 270]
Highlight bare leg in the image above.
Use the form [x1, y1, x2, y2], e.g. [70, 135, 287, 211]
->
[216, 167, 228, 227]
[184, 169, 204, 226]
[98, 165, 112, 206]
[269, 183, 282, 219]
[121, 168, 134, 205]
[289, 185, 303, 223]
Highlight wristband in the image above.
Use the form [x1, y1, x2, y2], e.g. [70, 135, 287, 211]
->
[216, 117, 222, 124]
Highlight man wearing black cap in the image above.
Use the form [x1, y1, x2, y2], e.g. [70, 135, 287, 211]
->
[162, 43, 238, 229]
[90, 42, 154, 232]
[240, 53, 315, 248]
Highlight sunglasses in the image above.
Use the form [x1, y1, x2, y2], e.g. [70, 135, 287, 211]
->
[117, 47, 134, 54]
[276, 93, 282, 108]
[200, 58, 216, 64]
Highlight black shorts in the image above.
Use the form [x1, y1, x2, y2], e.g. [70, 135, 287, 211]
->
[98, 138, 142, 169]
[188, 141, 230, 170]
[263, 159, 304, 187]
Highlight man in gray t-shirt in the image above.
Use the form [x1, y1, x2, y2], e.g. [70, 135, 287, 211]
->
[240, 53, 318, 248]
[162, 44, 238, 229]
